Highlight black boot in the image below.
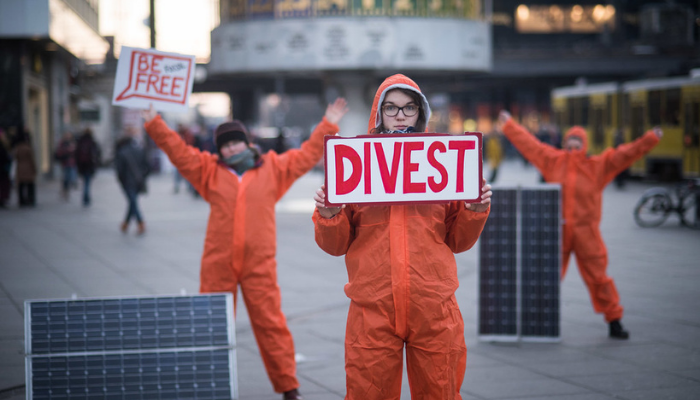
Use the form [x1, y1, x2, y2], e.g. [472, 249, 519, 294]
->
[609, 320, 629, 339]
[283, 388, 303, 399]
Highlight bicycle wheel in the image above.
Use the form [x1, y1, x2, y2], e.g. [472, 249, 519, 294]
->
[634, 193, 671, 227]
[680, 192, 700, 229]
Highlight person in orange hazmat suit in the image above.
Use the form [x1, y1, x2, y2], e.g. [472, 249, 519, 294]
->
[498, 110, 663, 339]
[313, 74, 492, 400]
[142, 98, 349, 400]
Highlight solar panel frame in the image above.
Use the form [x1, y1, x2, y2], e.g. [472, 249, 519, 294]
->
[25, 293, 238, 400]
[478, 185, 561, 342]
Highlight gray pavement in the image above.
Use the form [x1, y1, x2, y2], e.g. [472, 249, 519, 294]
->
[1, 159, 700, 400]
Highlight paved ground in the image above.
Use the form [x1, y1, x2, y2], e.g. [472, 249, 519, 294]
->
[1, 158, 699, 400]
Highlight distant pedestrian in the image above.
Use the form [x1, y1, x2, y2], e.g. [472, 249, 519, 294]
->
[141, 97, 348, 400]
[485, 130, 503, 183]
[114, 126, 150, 235]
[75, 128, 101, 206]
[13, 131, 37, 207]
[613, 130, 629, 189]
[0, 128, 12, 208]
[54, 132, 77, 201]
[499, 110, 662, 339]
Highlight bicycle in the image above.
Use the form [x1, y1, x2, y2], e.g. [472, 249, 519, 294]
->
[633, 178, 700, 229]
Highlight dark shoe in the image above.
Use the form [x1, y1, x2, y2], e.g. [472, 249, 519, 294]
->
[609, 320, 629, 339]
[283, 389, 303, 400]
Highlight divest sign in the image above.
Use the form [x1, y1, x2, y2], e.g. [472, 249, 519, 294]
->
[112, 47, 195, 113]
[324, 133, 483, 206]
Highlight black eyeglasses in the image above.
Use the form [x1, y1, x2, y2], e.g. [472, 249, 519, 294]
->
[382, 104, 420, 117]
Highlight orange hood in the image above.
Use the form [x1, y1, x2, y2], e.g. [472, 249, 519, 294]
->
[368, 74, 431, 134]
[564, 126, 588, 153]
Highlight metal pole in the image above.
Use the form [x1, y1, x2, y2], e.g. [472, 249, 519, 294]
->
[149, 0, 156, 48]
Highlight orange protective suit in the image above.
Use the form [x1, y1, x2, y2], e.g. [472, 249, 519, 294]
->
[502, 119, 660, 322]
[313, 74, 489, 400]
[145, 115, 339, 393]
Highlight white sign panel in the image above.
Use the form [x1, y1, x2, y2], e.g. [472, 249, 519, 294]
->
[210, 18, 491, 73]
[112, 46, 196, 113]
[324, 134, 483, 206]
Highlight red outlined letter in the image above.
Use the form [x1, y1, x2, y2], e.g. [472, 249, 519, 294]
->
[428, 141, 448, 193]
[448, 140, 476, 193]
[375, 142, 402, 194]
[364, 142, 371, 194]
[403, 141, 426, 194]
[335, 145, 362, 195]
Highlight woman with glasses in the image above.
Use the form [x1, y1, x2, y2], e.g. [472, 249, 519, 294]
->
[312, 74, 492, 400]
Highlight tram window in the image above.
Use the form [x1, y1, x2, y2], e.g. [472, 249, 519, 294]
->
[622, 94, 630, 126]
[648, 90, 662, 125]
[606, 95, 614, 126]
[567, 98, 576, 126]
[581, 97, 589, 126]
[664, 88, 681, 125]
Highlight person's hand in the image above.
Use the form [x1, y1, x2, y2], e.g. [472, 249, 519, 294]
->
[314, 185, 345, 219]
[466, 180, 492, 213]
[325, 98, 349, 125]
[141, 104, 158, 123]
[498, 110, 511, 125]
[652, 126, 663, 138]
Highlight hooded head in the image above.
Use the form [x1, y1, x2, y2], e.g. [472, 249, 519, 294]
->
[563, 126, 588, 153]
[215, 120, 249, 152]
[369, 74, 431, 134]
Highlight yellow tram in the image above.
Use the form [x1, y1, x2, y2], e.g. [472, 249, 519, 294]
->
[552, 74, 700, 180]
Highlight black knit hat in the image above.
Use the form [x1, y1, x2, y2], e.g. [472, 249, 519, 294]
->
[215, 120, 249, 150]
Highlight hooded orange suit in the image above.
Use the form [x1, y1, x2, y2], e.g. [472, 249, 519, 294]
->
[144, 115, 339, 393]
[313, 75, 489, 400]
[502, 119, 660, 322]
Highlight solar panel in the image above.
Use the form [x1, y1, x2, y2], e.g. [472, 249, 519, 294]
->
[478, 185, 561, 342]
[25, 294, 238, 399]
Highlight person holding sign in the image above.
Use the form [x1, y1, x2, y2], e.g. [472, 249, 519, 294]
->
[498, 110, 663, 339]
[313, 74, 491, 400]
[141, 98, 348, 400]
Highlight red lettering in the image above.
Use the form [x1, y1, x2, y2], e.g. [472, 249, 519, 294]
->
[137, 54, 150, 71]
[147, 74, 159, 93]
[335, 145, 362, 195]
[159, 75, 171, 95]
[428, 142, 448, 192]
[403, 141, 425, 194]
[151, 56, 163, 73]
[135, 73, 148, 91]
[449, 141, 476, 193]
[364, 142, 371, 194]
[375, 142, 402, 194]
[171, 77, 184, 96]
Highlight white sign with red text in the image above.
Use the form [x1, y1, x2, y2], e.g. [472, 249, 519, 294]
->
[324, 133, 483, 206]
[112, 46, 195, 113]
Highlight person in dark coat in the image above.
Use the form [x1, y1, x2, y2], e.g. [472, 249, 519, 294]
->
[13, 131, 37, 207]
[75, 128, 101, 206]
[54, 131, 77, 200]
[0, 128, 12, 208]
[115, 126, 150, 235]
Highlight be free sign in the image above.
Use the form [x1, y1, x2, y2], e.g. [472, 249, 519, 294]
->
[324, 133, 483, 206]
[112, 47, 195, 113]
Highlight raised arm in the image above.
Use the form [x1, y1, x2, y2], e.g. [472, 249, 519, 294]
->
[600, 127, 662, 185]
[141, 107, 217, 199]
[499, 110, 562, 172]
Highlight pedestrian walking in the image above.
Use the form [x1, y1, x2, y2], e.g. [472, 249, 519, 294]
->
[13, 131, 37, 207]
[114, 126, 150, 235]
[498, 110, 663, 339]
[313, 74, 492, 400]
[0, 128, 12, 208]
[485, 130, 503, 183]
[54, 132, 77, 201]
[141, 97, 348, 400]
[75, 128, 101, 206]
[613, 130, 629, 189]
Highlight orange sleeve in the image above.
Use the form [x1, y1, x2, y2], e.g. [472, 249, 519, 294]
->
[144, 115, 218, 200]
[600, 130, 660, 185]
[445, 202, 489, 253]
[312, 207, 355, 256]
[502, 119, 562, 173]
[274, 117, 339, 199]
